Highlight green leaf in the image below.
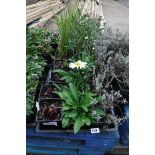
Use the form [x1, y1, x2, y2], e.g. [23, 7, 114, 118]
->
[57, 92, 66, 100]
[85, 117, 91, 126]
[60, 76, 69, 80]
[60, 76, 73, 83]
[81, 94, 90, 105]
[63, 90, 73, 103]
[53, 69, 67, 76]
[94, 108, 106, 116]
[62, 117, 70, 128]
[66, 98, 74, 105]
[57, 89, 74, 106]
[53, 82, 61, 91]
[81, 104, 88, 112]
[69, 83, 79, 103]
[64, 110, 78, 118]
[96, 96, 103, 102]
[74, 116, 82, 134]
[63, 105, 72, 111]
[80, 93, 92, 111]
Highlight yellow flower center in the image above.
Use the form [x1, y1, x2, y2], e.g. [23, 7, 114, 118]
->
[75, 62, 81, 67]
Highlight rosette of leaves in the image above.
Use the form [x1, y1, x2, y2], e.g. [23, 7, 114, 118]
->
[55, 83, 105, 133]
[53, 67, 93, 92]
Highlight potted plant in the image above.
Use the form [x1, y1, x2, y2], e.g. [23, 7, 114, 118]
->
[26, 54, 47, 124]
[26, 27, 60, 125]
[94, 28, 129, 104]
[36, 98, 62, 130]
[26, 27, 57, 64]
[26, 7, 127, 154]
[53, 56, 94, 91]
[39, 84, 60, 99]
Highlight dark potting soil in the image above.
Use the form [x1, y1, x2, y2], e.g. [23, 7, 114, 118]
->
[49, 72, 66, 83]
[37, 107, 115, 131]
[37, 99, 61, 121]
[51, 43, 58, 50]
[53, 60, 64, 69]
[37, 65, 50, 84]
[41, 53, 54, 64]
[53, 59, 69, 69]
[39, 84, 59, 98]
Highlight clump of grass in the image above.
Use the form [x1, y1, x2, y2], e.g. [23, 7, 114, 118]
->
[56, 7, 101, 58]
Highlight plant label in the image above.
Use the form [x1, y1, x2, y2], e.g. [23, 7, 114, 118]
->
[42, 122, 57, 126]
[90, 128, 100, 134]
[36, 101, 40, 111]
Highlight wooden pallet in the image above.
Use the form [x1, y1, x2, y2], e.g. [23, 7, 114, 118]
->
[26, 125, 120, 155]
[105, 144, 129, 155]
[26, 0, 66, 27]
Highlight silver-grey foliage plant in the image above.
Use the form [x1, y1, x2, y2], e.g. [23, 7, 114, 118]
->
[93, 28, 129, 124]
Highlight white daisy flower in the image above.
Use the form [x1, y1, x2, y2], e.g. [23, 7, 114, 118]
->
[75, 60, 87, 69]
[69, 60, 87, 69]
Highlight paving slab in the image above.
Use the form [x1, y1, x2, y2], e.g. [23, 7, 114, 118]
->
[101, 0, 129, 33]
[115, 0, 129, 8]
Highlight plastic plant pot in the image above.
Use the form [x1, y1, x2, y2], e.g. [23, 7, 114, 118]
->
[39, 84, 59, 99]
[46, 69, 66, 84]
[36, 107, 117, 133]
[53, 59, 69, 70]
[53, 59, 64, 69]
[51, 43, 58, 50]
[37, 98, 62, 122]
[26, 113, 36, 125]
[27, 108, 120, 155]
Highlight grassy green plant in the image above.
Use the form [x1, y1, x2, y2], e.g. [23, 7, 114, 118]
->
[56, 8, 74, 57]
[55, 83, 105, 133]
[56, 8, 101, 58]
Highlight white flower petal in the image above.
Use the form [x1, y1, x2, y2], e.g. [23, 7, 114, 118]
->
[80, 62, 87, 69]
[69, 63, 76, 68]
